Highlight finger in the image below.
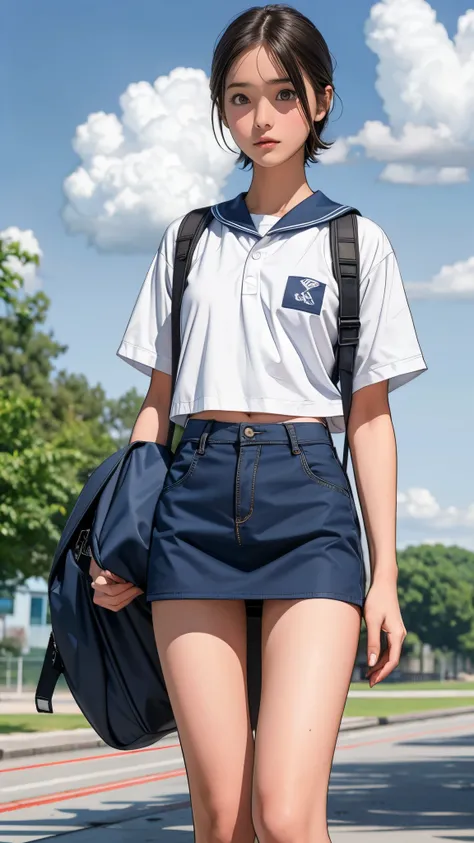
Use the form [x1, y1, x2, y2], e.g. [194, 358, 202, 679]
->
[103, 570, 128, 584]
[92, 574, 135, 590]
[93, 587, 142, 611]
[386, 629, 404, 666]
[89, 558, 100, 578]
[93, 592, 141, 611]
[366, 621, 382, 669]
[370, 657, 399, 686]
[369, 632, 404, 683]
[91, 581, 140, 597]
[366, 649, 389, 682]
[368, 628, 403, 671]
[92, 577, 117, 591]
[93, 584, 143, 604]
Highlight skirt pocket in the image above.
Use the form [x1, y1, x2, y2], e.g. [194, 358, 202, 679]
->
[298, 442, 350, 497]
[161, 440, 201, 494]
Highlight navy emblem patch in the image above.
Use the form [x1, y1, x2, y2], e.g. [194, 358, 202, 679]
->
[282, 276, 326, 314]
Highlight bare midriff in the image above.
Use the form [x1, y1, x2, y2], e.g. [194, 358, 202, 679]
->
[190, 410, 326, 425]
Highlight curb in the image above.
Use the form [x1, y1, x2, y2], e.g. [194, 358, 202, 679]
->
[0, 729, 106, 760]
[1, 706, 474, 760]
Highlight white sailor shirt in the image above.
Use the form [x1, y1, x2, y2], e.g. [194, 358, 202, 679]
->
[117, 190, 427, 433]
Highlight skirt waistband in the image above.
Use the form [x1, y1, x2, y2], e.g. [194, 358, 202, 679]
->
[180, 419, 332, 448]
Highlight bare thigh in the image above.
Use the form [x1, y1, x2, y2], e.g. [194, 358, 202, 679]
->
[252, 597, 362, 843]
[151, 598, 256, 843]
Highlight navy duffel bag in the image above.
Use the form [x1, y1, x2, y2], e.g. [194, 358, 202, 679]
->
[35, 441, 178, 750]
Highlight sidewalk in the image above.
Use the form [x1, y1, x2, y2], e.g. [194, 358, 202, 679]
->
[2, 688, 474, 715]
[1, 705, 474, 760]
[0, 691, 82, 715]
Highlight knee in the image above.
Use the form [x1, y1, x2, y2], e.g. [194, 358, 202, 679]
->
[198, 797, 254, 843]
[252, 797, 302, 843]
[206, 816, 241, 843]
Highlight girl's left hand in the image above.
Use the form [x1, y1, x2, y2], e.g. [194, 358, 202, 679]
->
[363, 576, 407, 687]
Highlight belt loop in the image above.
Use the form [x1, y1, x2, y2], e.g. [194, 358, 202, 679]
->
[197, 420, 213, 455]
[283, 422, 301, 455]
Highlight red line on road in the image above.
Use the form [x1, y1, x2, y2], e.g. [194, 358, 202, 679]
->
[1, 717, 472, 815]
[0, 742, 181, 774]
[0, 767, 187, 814]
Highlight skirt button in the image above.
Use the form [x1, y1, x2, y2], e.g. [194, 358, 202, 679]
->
[244, 426, 255, 438]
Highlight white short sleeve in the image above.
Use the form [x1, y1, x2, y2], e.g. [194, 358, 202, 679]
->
[353, 247, 428, 394]
[116, 233, 173, 377]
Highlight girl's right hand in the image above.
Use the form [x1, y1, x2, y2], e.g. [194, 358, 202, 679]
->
[89, 557, 144, 611]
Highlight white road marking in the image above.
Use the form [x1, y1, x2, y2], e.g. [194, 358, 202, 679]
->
[0, 756, 183, 794]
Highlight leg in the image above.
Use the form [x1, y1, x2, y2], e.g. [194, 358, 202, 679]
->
[152, 598, 256, 843]
[251, 597, 362, 843]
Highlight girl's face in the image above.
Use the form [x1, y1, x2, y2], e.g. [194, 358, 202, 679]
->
[221, 43, 332, 167]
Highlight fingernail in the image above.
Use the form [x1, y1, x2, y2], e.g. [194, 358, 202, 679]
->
[369, 653, 377, 667]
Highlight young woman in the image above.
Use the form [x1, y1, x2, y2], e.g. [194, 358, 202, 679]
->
[90, 5, 427, 842]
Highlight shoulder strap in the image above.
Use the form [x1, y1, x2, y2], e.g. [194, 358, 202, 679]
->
[329, 212, 361, 473]
[167, 206, 214, 450]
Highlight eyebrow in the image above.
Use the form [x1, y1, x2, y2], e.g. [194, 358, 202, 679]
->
[226, 76, 291, 91]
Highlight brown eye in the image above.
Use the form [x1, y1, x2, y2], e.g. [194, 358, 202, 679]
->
[230, 93, 248, 106]
[276, 89, 297, 101]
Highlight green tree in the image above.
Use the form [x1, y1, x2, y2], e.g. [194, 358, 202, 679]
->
[0, 388, 86, 584]
[0, 236, 142, 584]
[104, 387, 143, 448]
[1, 237, 143, 451]
[397, 544, 474, 656]
[0, 238, 66, 398]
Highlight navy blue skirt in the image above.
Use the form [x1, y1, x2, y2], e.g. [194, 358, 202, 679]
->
[147, 420, 366, 608]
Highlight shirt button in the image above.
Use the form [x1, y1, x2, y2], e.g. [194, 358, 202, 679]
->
[252, 251, 261, 260]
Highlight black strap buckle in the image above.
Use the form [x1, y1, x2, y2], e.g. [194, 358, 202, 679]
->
[338, 317, 361, 346]
[74, 529, 92, 562]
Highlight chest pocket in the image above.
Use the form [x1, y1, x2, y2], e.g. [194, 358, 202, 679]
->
[281, 275, 326, 315]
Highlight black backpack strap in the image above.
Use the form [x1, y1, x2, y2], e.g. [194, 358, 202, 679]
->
[35, 631, 64, 713]
[166, 206, 214, 450]
[329, 212, 361, 473]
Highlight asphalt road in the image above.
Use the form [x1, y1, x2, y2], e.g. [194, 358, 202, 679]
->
[0, 712, 473, 842]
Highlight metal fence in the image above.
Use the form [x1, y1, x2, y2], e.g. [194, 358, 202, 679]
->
[0, 656, 46, 693]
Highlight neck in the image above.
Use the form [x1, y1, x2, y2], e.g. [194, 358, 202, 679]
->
[244, 160, 314, 217]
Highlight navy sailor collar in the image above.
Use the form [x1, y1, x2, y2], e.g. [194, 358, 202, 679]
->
[211, 190, 357, 238]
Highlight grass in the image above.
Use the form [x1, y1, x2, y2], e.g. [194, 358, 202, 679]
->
[0, 714, 89, 734]
[343, 696, 474, 718]
[350, 680, 474, 691]
[1, 695, 474, 735]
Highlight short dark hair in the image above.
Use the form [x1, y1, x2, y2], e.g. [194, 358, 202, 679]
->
[210, 4, 337, 170]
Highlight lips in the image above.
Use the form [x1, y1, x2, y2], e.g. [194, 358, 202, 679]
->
[255, 139, 279, 145]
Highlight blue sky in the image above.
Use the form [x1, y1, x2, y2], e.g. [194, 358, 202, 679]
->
[2, 0, 474, 550]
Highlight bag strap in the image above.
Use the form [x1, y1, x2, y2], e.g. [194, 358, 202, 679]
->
[166, 205, 361, 471]
[166, 206, 214, 450]
[329, 212, 361, 473]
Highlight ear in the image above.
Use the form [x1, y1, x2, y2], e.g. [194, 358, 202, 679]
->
[315, 85, 333, 122]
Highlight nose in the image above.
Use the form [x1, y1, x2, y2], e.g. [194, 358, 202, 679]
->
[254, 97, 273, 130]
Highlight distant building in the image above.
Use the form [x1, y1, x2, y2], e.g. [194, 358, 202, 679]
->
[1, 577, 50, 653]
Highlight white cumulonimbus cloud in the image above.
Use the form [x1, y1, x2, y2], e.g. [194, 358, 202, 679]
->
[0, 226, 42, 293]
[323, 0, 474, 184]
[406, 255, 474, 298]
[398, 488, 474, 528]
[62, 67, 238, 253]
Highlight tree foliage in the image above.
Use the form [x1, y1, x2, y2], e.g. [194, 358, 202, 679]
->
[0, 236, 143, 585]
[0, 388, 86, 583]
[397, 544, 474, 656]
